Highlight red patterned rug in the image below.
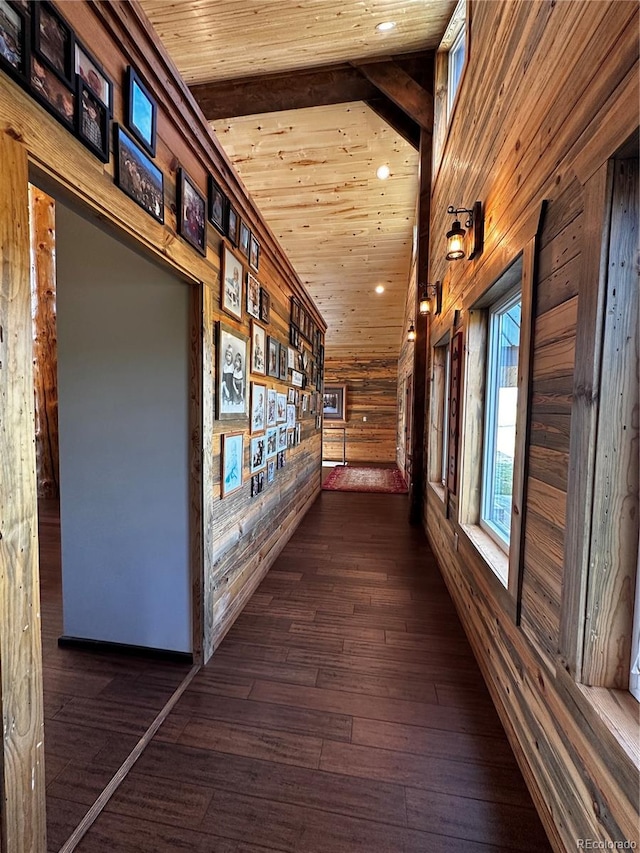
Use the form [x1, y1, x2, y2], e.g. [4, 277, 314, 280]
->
[322, 466, 408, 494]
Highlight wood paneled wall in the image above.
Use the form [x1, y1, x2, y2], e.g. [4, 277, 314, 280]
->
[423, 1, 639, 849]
[323, 356, 398, 463]
[396, 256, 417, 480]
[0, 2, 324, 847]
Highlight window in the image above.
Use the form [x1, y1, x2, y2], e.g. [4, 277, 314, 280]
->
[441, 345, 451, 487]
[447, 24, 466, 115]
[480, 291, 521, 549]
[433, 0, 467, 170]
[428, 335, 451, 498]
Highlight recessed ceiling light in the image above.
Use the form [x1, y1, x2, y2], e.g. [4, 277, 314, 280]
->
[375, 285, 385, 294]
[376, 21, 396, 32]
[376, 164, 390, 180]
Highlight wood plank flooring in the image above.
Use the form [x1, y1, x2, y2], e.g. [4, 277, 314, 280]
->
[41, 487, 553, 853]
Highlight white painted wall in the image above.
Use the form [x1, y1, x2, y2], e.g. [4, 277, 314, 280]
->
[55, 202, 191, 652]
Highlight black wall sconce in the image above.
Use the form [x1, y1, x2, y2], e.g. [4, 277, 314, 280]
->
[407, 321, 416, 342]
[419, 281, 442, 315]
[446, 201, 483, 260]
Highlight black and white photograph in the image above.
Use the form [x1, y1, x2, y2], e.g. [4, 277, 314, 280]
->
[267, 337, 279, 378]
[77, 82, 109, 162]
[227, 202, 239, 245]
[246, 273, 261, 320]
[277, 426, 287, 451]
[251, 470, 264, 497]
[0, 1, 26, 82]
[177, 168, 207, 256]
[217, 322, 249, 420]
[250, 321, 266, 375]
[266, 427, 278, 459]
[291, 369, 303, 388]
[249, 233, 260, 270]
[239, 220, 250, 258]
[221, 245, 243, 321]
[267, 459, 275, 484]
[286, 403, 296, 430]
[75, 42, 111, 111]
[125, 65, 156, 157]
[250, 435, 266, 473]
[31, 55, 74, 127]
[251, 382, 266, 434]
[279, 344, 288, 381]
[287, 346, 296, 370]
[276, 392, 287, 424]
[114, 125, 164, 223]
[277, 449, 286, 469]
[260, 287, 270, 323]
[267, 389, 277, 427]
[34, 2, 72, 83]
[208, 175, 226, 234]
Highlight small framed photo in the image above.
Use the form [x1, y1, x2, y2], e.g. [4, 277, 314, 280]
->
[267, 459, 275, 484]
[260, 287, 270, 324]
[250, 435, 266, 473]
[217, 321, 249, 420]
[267, 389, 277, 427]
[291, 370, 303, 388]
[295, 423, 301, 445]
[0, 1, 28, 83]
[125, 66, 156, 157]
[75, 42, 112, 112]
[286, 403, 296, 430]
[278, 344, 287, 381]
[277, 425, 287, 451]
[288, 388, 295, 404]
[323, 383, 347, 422]
[290, 297, 300, 328]
[31, 55, 74, 128]
[76, 82, 109, 163]
[266, 427, 278, 459]
[267, 337, 279, 378]
[33, 2, 73, 84]
[221, 244, 244, 321]
[114, 125, 164, 223]
[208, 176, 227, 235]
[249, 234, 260, 271]
[276, 392, 287, 424]
[287, 347, 297, 370]
[227, 202, 239, 245]
[177, 168, 207, 256]
[246, 273, 261, 320]
[289, 325, 299, 348]
[277, 449, 286, 469]
[250, 320, 266, 376]
[251, 382, 267, 434]
[239, 221, 251, 258]
[221, 432, 243, 498]
[251, 471, 264, 496]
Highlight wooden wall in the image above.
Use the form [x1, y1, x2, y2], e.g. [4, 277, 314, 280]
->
[423, 1, 639, 850]
[323, 356, 398, 463]
[396, 256, 417, 480]
[0, 1, 324, 847]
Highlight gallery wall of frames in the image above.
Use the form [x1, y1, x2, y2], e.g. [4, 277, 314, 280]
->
[0, 4, 326, 837]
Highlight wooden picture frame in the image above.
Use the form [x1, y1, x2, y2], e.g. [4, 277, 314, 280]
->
[278, 343, 288, 380]
[221, 432, 243, 498]
[250, 320, 266, 376]
[177, 168, 207, 256]
[227, 202, 239, 245]
[221, 244, 243, 321]
[76, 81, 109, 163]
[207, 175, 227, 235]
[267, 336, 279, 378]
[33, 1, 73, 85]
[114, 124, 164, 223]
[323, 383, 347, 422]
[249, 233, 260, 270]
[276, 393, 287, 424]
[125, 66, 156, 157]
[246, 272, 261, 320]
[250, 381, 267, 434]
[75, 41, 112, 112]
[259, 287, 270, 323]
[217, 321, 249, 420]
[239, 220, 250, 258]
[0, 1, 28, 84]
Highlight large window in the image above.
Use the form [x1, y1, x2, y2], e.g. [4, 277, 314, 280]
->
[428, 335, 451, 498]
[481, 291, 521, 548]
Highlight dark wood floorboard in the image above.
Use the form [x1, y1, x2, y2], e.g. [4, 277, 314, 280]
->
[48, 489, 551, 853]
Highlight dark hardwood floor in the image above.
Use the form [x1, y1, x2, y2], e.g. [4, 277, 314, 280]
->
[38, 485, 553, 853]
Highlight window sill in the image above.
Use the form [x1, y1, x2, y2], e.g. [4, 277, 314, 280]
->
[428, 481, 446, 503]
[576, 683, 639, 771]
[460, 523, 509, 588]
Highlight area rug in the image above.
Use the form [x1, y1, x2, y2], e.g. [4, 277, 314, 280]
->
[322, 466, 408, 494]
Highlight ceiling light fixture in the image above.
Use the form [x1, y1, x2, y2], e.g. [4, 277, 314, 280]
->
[375, 285, 385, 294]
[376, 164, 390, 180]
[375, 21, 396, 32]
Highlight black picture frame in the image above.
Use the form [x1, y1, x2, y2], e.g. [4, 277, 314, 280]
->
[227, 202, 239, 245]
[207, 175, 227, 235]
[114, 124, 164, 223]
[0, 1, 28, 84]
[74, 40, 112, 113]
[278, 342, 288, 381]
[32, 1, 73, 85]
[76, 80, 109, 163]
[259, 287, 270, 324]
[125, 65, 156, 158]
[239, 220, 250, 258]
[267, 337, 279, 379]
[249, 233, 260, 271]
[177, 167, 207, 256]
[217, 321, 249, 420]
[30, 53, 74, 128]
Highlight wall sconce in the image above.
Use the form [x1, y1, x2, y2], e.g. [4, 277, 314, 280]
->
[407, 322, 416, 342]
[419, 282, 442, 315]
[446, 201, 483, 261]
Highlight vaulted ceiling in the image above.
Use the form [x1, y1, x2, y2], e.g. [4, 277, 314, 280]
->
[141, 0, 456, 359]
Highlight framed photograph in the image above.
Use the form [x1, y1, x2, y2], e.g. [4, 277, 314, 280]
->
[276, 392, 287, 424]
[217, 321, 249, 419]
[267, 337, 279, 379]
[76, 82, 109, 163]
[31, 54, 74, 128]
[221, 432, 243, 498]
[177, 168, 207, 256]
[221, 244, 243, 321]
[287, 430, 295, 450]
[287, 388, 295, 404]
[250, 435, 266, 473]
[267, 389, 277, 427]
[75, 42, 112, 111]
[251, 471, 264, 496]
[249, 234, 260, 270]
[266, 426, 278, 459]
[290, 296, 300, 328]
[277, 449, 286, 469]
[291, 370, 303, 388]
[250, 320, 266, 376]
[227, 202, 239, 245]
[114, 125, 164, 223]
[208, 176, 226, 235]
[125, 66, 156, 157]
[277, 425, 287, 451]
[295, 423, 301, 445]
[287, 347, 296, 370]
[0, 1, 28, 83]
[246, 273, 261, 320]
[33, 2, 73, 84]
[323, 383, 347, 422]
[289, 325, 299, 348]
[260, 288, 270, 324]
[239, 221, 250, 258]
[278, 344, 288, 381]
[267, 459, 275, 484]
[286, 403, 296, 430]
[251, 382, 266, 434]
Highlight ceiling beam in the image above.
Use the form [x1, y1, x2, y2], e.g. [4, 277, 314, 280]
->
[351, 60, 433, 131]
[366, 98, 420, 150]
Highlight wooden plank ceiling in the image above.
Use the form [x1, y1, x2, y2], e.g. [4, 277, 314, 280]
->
[141, 0, 456, 359]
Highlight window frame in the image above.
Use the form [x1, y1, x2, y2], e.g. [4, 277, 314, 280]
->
[427, 332, 451, 501]
[447, 23, 466, 117]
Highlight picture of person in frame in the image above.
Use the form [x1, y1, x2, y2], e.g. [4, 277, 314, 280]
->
[0, 1, 21, 69]
[81, 87, 103, 149]
[221, 344, 235, 406]
[232, 352, 244, 405]
[38, 6, 68, 77]
[182, 179, 205, 249]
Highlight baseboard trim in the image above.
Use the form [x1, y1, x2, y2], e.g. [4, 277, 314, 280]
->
[57, 635, 193, 664]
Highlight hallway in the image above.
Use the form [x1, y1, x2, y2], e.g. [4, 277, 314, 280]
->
[54, 489, 552, 852]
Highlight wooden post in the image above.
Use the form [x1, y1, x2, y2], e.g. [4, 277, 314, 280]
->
[409, 129, 432, 524]
[0, 133, 47, 852]
[29, 187, 59, 500]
